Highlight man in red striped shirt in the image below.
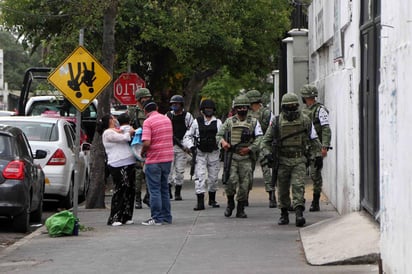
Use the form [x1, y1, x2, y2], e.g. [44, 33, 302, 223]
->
[141, 100, 174, 225]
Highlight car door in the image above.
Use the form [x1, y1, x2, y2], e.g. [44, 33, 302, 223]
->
[16, 132, 40, 208]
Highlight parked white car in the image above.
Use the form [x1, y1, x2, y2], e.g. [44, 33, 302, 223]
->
[0, 117, 90, 209]
[24, 95, 98, 142]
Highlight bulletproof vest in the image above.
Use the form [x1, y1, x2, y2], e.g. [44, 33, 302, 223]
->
[197, 117, 218, 152]
[167, 111, 187, 141]
[230, 115, 255, 146]
[279, 113, 306, 152]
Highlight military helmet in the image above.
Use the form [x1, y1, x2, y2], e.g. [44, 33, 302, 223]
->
[135, 87, 152, 100]
[300, 84, 318, 98]
[245, 89, 262, 104]
[233, 94, 250, 107]
[281, 93, 299, 106]
[200, 99, 216, 110]
[170, 95, 184, 104]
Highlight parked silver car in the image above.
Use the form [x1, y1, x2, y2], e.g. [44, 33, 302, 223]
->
[0, 117, 90, 209]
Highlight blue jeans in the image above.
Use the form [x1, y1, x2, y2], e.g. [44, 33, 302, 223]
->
[145, 162, 172, 223]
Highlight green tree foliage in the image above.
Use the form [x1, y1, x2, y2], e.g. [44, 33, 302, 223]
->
[1, 0, 291, 111]
[200, 67, 274, 119]
[0, 30, 42, 90]
[115, 0, 291, 111]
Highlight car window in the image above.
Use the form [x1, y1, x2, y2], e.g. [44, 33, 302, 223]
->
[0, 134, 12, 157]
[15, 133, 32, 159]
[29, 99, 97, 119]
[0, 121, 58, 141]
[84, 103, 97, 118]
[64, 124, 75, 149]
[29, 101, 64, 116]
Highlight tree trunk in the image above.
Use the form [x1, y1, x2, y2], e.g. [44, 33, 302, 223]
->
[86, 0, 117, 208]
[183, 69, 217, 115]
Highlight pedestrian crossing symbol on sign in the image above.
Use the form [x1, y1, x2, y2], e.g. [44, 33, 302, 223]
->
[48, 46, 112, 112]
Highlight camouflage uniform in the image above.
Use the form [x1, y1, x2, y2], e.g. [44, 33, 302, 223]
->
[132, 88, 152, 209]
[132, 107, 147, 207]
[261, 93, 321, 227]
[245, 89, 275, 208]
[301, 84, 332, 211]
[216, 95, 263, 218]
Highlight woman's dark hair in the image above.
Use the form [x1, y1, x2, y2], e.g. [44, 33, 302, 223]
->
[96, 114, 111, 135]
[117, 112, 130, 125]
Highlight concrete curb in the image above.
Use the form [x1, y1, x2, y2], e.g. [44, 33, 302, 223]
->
[300, 211, 380, 265]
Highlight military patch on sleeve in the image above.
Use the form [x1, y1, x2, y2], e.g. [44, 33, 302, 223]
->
[318, 107, 329, 126]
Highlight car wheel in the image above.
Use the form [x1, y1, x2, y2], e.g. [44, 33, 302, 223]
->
[30, 184, 44, 223]
[60, 178, 74, 209]
[13, 206, 30, 233]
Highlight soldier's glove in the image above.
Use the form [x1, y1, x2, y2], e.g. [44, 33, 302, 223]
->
[314, 156, 323, 170]
[260, 154, 274, 167]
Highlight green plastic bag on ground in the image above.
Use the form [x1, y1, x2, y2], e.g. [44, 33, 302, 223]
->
[45, 210, 77, 237]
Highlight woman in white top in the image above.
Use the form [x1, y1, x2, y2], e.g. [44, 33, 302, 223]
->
[98, 114, 136, 226]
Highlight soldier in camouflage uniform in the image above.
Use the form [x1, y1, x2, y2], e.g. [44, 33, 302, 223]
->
[300, 84, 332, 212]
[132, 87, 152, 209]
[261, 93, 321, 227]
[245, 89, 276, 208]
[216, 95, 263, 218]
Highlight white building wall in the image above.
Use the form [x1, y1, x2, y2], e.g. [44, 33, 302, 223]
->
[380, 1, 412, 273]
[308, 0, 361, 214]
[309, 0, 412, 272]
[0, 49, 3, 90]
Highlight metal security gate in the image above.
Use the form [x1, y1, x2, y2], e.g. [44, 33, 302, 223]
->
[359, 0, 381, 218]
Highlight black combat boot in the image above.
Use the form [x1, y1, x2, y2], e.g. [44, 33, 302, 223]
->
[268, 191, 277, 208]
[174, 185, 182, 200]
[224, 195, 235, 217]
[236, 201, 248, 218]
[309, 194, 320, 212]
[169, 184, 173, 199]
[278, 208, 289, 225]
[208, 191, 220, 208]
[193, 193, 205, 211]
[142, 192, 150, 207]
[135, 191, 142, 209]
[295, 206, 306, 227]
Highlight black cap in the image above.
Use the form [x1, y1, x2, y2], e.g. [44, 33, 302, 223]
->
[142, 99, 157, 112]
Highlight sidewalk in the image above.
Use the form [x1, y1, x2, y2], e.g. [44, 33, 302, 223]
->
[0, 166, 379, 274]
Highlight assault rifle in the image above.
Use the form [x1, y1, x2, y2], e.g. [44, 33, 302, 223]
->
[173, 136, 193, 156]
[271, 116, 280, 188]
[190, 138, 198, 181]
[222, 131, 234, 185]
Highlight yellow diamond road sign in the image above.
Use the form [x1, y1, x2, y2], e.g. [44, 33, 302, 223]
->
[48, 46, 112, 112]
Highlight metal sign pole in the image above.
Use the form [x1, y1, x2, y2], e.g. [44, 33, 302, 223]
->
[47, 30, 112, 220]
[72, 29, 85, 218]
